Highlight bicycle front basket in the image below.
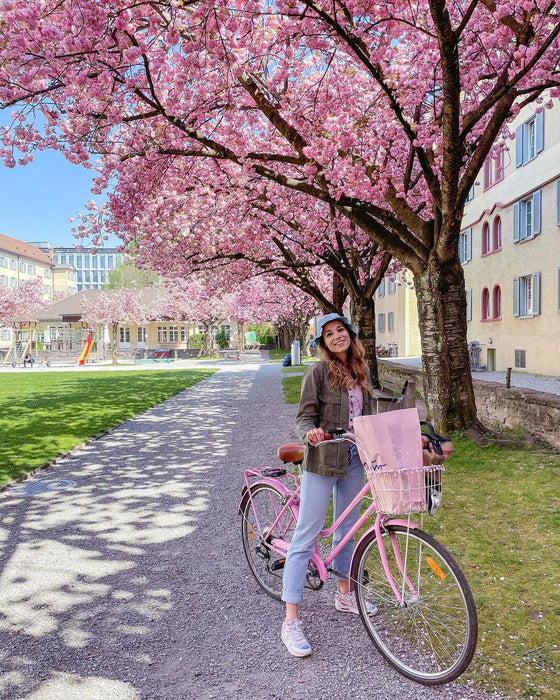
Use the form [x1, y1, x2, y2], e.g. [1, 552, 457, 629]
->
[365, 465, 444, 515]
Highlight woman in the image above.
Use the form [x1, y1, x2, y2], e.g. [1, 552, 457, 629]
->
[281, 313, 377, 658]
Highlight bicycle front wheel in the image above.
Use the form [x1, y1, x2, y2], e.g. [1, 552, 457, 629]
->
[352, 525, 478, 685]
[241, 483, 297, 600]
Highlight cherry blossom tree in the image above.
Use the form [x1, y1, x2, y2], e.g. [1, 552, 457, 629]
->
[0, 278, 47, 327]
[81, 288, 161, 363]
[1, 1, 559, 430]
[73, 161, 400, 382]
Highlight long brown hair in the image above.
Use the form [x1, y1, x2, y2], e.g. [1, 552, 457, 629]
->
[318, 333, 369, 390]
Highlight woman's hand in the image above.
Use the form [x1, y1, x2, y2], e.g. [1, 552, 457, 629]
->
[306, 427, 329, 446]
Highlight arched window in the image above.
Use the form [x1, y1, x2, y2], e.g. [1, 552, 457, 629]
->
[493, 217, 502, 251]
[481, 288, 490, 320]
[482, 223, 490, 255]
[493, 285, 501, 319]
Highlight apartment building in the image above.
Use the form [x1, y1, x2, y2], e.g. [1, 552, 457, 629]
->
[372, 98, 559, 376]
[461, 98, 560, 376]
[0, 232, 54, 298]
[30, 241, 125, 290]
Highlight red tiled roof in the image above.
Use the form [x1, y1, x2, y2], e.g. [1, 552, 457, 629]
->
[0, 232, 55, 266]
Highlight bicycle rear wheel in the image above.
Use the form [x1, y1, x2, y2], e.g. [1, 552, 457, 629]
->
[241, 483, 297, 600]
[352, 525, 477, 685]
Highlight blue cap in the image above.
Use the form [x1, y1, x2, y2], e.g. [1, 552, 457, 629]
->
[314, 313, 356, 342]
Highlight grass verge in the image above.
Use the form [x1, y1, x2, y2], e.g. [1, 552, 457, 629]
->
[0, 368, 215, 486]
[282, 373, 560, 699]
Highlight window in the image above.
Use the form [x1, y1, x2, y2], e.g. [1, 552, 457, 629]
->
[493, 285, 501, 319]
[466, 289, 472, 321]
[169, 325, 179, 342]
[515, 350, 526, 369]
[137, 327, 146, 343]
[388, 312, 395, 332]
[377, 313, 385, 332]
[465, 184, 475, 203]
[481, 288, 490, 320]
[515, 111, 544, 166]
[482, 223, 490, 255]
[157, 326, 168, 342]
[68, 254, 74, 265]
[0, 275, 7, 287]
[513, 273, 541, 317]
[119, 327, 131, 344]
[483, 149, 504, 189]
[181, 326, 188, 342]
[0, 256, 7, 268]
[493, 217, 502, 251]
[10, 259, 16, 270]
[459, 228, 472, 264]
[378, 279, 386, 297]
[513, 191, 541, 242]
[387, 277, 396, 295]
[20, 261, 26, 272]
[76, 254, 82, 267]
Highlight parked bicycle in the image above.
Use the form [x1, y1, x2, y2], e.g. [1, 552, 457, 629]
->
[239, 429, 477, 686]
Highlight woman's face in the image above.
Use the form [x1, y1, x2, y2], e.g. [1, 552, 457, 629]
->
[322, 320, 351, 359]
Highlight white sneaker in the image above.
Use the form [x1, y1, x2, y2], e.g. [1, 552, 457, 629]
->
[335, 590, 378, 616]
[281, 619, 312, 657]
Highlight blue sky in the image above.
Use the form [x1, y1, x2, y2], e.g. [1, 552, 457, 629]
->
[0, 148, 112, 248]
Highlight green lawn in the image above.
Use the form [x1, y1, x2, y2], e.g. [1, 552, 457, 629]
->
[0, 368, 215, 485]
[282, 374, 560, 699]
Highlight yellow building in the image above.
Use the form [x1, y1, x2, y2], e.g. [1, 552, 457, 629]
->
[460, 96, 560, 375]
[373, 271, 421, 358]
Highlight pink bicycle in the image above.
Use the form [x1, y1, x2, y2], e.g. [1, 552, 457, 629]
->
[239, 429, 478, 686]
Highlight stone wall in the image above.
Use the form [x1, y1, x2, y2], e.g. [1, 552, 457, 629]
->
[378, 360, 560, 449]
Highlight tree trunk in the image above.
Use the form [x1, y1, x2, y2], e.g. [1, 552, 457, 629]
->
[414, 256, 478, 431]
[202, 322, 215, 356]
[349, 295, 379, 388]
[111, 323, 119, 364]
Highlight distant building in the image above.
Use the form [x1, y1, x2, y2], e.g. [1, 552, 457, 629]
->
[29, 241, 125, 290]
[0, 232, 54, 297]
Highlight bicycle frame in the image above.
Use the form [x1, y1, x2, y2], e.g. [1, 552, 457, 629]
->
[242, 464, 422, 606]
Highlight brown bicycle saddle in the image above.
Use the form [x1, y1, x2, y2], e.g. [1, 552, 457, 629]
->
[277, 442, 304, 464]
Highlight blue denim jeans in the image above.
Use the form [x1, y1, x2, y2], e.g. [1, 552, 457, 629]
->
[281, 445, 364, 605]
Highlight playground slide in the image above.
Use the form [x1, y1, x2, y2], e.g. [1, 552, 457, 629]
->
[78, 333, 96, 365]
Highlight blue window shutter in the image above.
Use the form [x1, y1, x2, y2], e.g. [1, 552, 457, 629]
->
[532, 190, 542, 235]
[536, 110, 544, 154]
[466, 227, 472, 262]
[532, 273, 541, 316]
[515, 125, 524, 166]
[513, 202, 520, 242]
[513, 277, 520, 317]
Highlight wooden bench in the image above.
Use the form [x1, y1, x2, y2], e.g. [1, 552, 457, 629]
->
[220, 349, 240, 361]
[371, 375, 416, 413]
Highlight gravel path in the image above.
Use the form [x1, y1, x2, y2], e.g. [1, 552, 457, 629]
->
[0, 358, 507, 700]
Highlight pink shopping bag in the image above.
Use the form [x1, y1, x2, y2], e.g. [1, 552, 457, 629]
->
[353, 408, 425, 514]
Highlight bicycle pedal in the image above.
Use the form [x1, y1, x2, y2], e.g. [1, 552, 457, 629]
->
[270, 558, 286, 571]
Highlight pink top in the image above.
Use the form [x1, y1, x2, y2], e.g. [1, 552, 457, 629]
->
[348, 385, 363, 429]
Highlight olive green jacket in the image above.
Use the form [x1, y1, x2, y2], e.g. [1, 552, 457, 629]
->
[296, 361, 374, 478]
